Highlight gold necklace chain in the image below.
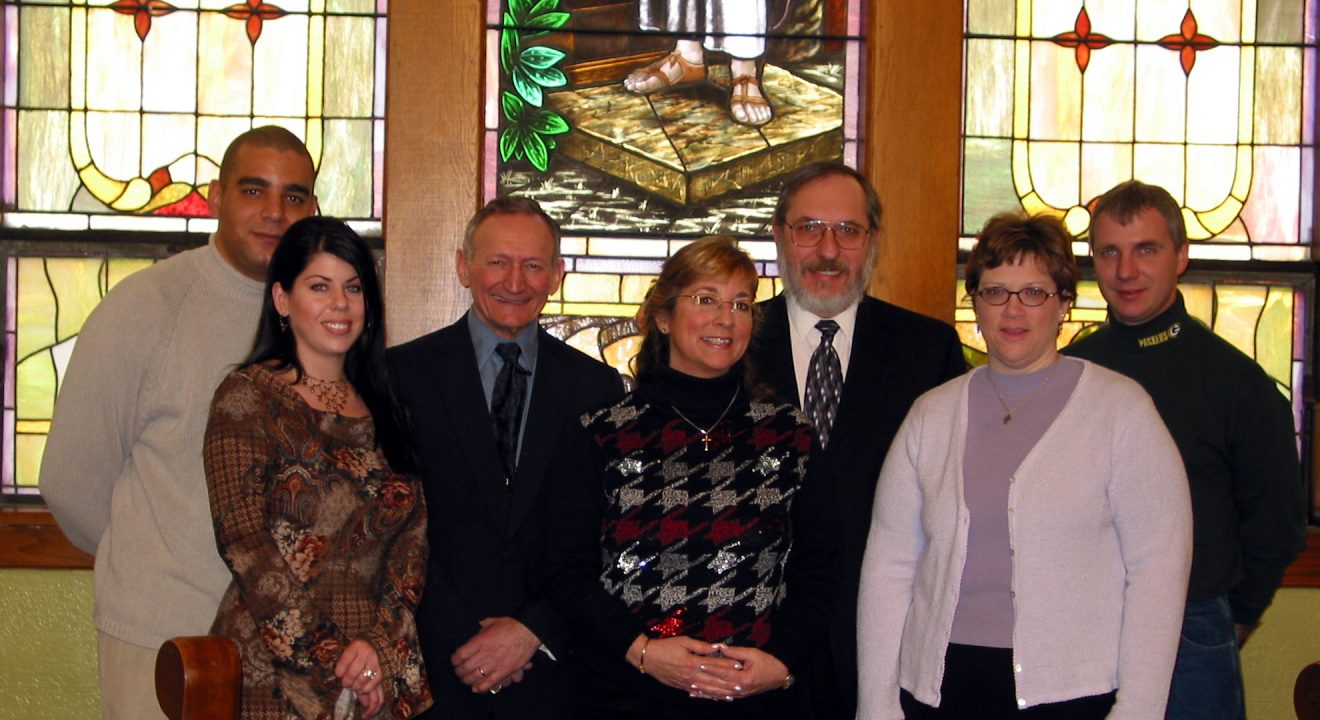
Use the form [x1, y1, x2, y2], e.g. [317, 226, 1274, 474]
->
[302, 372, 352, 414]
[671, 386, 740, 452]
[985, 359, 1060, 425]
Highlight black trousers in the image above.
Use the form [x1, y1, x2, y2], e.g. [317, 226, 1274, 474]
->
[898, 643, 1116, 720]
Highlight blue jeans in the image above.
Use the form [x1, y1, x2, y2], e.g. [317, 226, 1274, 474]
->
[1165, 595, 1245, 720]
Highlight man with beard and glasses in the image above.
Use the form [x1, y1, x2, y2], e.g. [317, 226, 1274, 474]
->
[748, 161, 966, 719]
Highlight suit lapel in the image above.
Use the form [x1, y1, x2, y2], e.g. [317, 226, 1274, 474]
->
[757, 296, 802, 409]
[831, 297, 889, 452]
[433, 324, 511, 535]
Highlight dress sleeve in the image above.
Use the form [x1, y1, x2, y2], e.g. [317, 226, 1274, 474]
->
[1107, 388, 1193, 718]
[364, 471, 431, 715]
[856, 405, 929, 720]
[204, 371, 349, 717]
[762, 425, 838, 674]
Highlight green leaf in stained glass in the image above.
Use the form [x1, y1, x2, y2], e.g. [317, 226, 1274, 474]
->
[508, 0, 534, 21]
[522, 65, 567, 89]
[500, 20, 520, 73]
[524, 132, 549, 172]
[530, 110, 569, 135]
[512, 67, 545, 106]
[500, 127, 522, 162]
[502, 90, 525, 121]
[525, 12, 570, 32]
[521, 46, 566, 70]
[529, 0, 561, 16]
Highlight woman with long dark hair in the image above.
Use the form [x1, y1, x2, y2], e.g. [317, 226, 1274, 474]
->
[546, 235, 835, 719]
[204, 216, 431, 719]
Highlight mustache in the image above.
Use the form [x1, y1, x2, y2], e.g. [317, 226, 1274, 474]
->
[804, 259, 849, 274]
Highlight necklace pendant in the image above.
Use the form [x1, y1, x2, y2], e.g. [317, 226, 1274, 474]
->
[1002, 413, 1012, 424]
[701, 433, 712, 451]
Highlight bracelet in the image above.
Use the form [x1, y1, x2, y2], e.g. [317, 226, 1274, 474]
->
[638, 636, 651, 674]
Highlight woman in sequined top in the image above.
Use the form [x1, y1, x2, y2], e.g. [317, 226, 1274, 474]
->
[546, 236, 836, 719]
[204, 217, 431, 719]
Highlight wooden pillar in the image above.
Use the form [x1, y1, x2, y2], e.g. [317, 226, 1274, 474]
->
[863, 3, 964, 323]
[383, 0, 483, 343]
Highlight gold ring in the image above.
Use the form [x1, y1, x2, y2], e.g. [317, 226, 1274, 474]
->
[477, 668, 489, 678]
[361, 668, 377, 680]
[489, 684, 503, 695]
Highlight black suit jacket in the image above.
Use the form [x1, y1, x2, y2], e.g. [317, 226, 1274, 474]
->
[388, 315, 624, 720]
[749, 294, 966, 719]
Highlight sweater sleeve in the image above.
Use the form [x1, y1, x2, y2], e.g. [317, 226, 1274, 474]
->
[1225, 369, 1307, 625]
[1107, 390, 1193, 718]
[204, 372, 349, 718]
[40, 286, 153, 554]
[856, 405, 929, 720]
[762, 432, 838, 674]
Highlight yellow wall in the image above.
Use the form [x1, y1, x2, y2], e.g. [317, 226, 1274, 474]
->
[0, 567, 1313, 719]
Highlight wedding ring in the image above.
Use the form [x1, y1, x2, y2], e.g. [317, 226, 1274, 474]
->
[361, 668, 377, 680]
[489, 684, 503, 695]
[477, 668, 489, 678]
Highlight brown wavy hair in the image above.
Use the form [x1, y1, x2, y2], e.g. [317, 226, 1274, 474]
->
[632, 236, 769, 397]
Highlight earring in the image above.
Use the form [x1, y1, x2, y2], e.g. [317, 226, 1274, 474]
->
[279, 315, 289, 332]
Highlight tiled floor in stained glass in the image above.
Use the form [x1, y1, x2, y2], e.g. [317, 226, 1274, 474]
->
[549, 64, 844, 207]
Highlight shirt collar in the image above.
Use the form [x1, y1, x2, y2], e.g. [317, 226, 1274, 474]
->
[466, 311, 540, 373]
[785, 294, 860, 347]
[1105, 292, 1190, 350]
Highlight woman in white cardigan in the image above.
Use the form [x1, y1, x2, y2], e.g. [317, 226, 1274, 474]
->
[856, 213, 1192, 719]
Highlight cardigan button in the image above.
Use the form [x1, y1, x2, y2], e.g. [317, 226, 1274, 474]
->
[1014, 663, 1022, 673]
[1017, 698, 1027, 709]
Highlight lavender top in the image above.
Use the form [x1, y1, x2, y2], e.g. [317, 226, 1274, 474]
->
[949, 357, 1083, 647]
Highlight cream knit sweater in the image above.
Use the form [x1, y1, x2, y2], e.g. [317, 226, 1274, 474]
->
[42, 239, 264, 649]
[856, 361, 1192, 719]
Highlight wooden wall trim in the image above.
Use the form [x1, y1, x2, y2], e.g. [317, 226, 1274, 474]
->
[0, 510, 93, 569]
[382, 0, 483, 343]
[862, 2, 963, 324]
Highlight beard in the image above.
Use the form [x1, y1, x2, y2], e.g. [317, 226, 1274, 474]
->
[778, 242, 876, 317]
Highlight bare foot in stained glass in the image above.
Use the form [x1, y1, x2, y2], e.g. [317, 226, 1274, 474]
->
[624, 40, 706, 94]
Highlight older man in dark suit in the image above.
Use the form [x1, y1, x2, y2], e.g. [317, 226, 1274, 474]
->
[749, 162, 966, 719]
[389, 197, 624, 720]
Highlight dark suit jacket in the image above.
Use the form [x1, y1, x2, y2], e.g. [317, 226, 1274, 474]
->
[749, 294, 966, 720]
[388, 315, 624, 720]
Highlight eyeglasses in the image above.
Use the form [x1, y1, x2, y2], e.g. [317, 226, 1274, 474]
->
[679, 294, 753, 314]
[972, 287, 1065, 307]
[785, 220, 870, 249]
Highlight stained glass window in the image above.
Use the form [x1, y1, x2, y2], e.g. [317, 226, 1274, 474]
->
[962, 0, 1316, 261]
[1, 0, 388, 497]
[485, 0, 865, 373]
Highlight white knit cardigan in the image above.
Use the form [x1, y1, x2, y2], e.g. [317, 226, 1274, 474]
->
[856, 360, 1192, 719]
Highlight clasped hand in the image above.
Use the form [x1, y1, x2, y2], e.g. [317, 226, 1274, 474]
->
[334, 638, 384, 718]
[451, 617, 539, 694]
[627, 636, 789, 701]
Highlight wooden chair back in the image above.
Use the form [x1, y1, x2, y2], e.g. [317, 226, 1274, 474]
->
[154, 636, 241, 720]
[1297, 661, 1320, 720]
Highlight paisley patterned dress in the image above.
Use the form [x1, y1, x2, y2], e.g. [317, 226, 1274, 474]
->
[205, 364, 431, 720]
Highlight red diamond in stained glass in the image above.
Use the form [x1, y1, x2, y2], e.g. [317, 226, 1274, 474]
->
[110, 0, 177, 41]
[1051, 7, 1114, 74]
[1157, 9, 1219, 75]
[223, 0, 288, 45]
